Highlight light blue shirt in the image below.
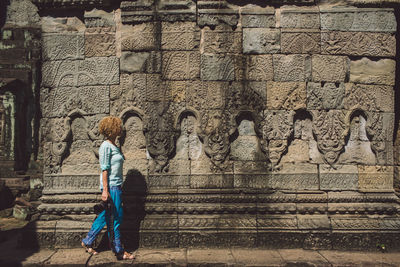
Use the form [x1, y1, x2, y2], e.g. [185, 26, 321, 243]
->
[99, 141, 124, 189]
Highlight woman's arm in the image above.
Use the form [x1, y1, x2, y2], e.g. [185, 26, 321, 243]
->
[101, 170, 109, 201]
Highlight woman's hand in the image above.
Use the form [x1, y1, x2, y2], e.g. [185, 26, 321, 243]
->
[102, 190, 109, 202]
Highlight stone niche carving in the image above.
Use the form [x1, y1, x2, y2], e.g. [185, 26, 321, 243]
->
[62, 113, 98, 174]
[119, 108, 147, 175]
[340, 110, 376, 165]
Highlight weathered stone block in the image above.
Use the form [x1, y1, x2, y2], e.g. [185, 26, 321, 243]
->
[297, 215, 330, 230]
[43, 175, 99, 194]
[257, 215, 298, 230]
[246, 55, 273, 81]
[157, 0, 196, 22]
[231, 136, 263, 161]
[320, 165, 358, 190]
[246, 82, 266, 101]
[234, 174, 268, 188]
[321, 31, 396, 58]
[42, 33, 84, 61]
[190, 174, 234, 189]
[203, 25, 242, 54]
[344, 83, 394, 112]
[201, 54, 235, 81]
[41, 86, 109, 117]
[197, 3, 239, 28]
[85, 32, 116, 57]
[163, 51, 200, 80]
[358, 166, 393, 191]
[147, 174, 189, 188]
[42, 57, 119, 87]
[268, 163, 318, 190]
[233, 161, 268, 174]
[243, 28, 280, 54]
[84, 9, 115, 28]
[120, 51, 160, 73]
[281, 29, 320, 54]
[280, 139, 310, 163]
[41, 17, 85, 33]
[320, 7, 396, 33]
[307, 82, 345, 110]
[120, 0, 155, 24]
[312, 55, 349, 83]
[267, 82, 306, 110]
[241, 7, 275, 28]
[161, 22, 199, 51]
[110, 73, 146, 115]
[273, 54, 311, 82]
[350, 57, 395, 86]
[280, 7, 320, 29]
[121, 23, 159, 51]
[186, 81, 226, 109]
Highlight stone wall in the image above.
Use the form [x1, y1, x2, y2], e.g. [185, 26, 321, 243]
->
[8, 0, 400, 249]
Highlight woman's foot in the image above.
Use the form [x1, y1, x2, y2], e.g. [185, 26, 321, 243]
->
[81, 242, 98, 255]
[116, 251, 135, 260]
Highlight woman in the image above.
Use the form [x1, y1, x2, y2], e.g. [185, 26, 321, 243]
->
[81, 116, 134, 260]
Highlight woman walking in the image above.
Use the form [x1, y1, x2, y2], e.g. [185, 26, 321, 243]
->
[81, 116, 134, 260]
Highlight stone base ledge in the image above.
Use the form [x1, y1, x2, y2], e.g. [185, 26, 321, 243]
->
[22, 217, 400, 250]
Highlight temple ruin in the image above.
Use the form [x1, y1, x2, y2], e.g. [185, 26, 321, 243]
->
[1, 0, 400, 249]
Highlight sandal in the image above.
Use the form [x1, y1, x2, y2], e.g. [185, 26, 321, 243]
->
[81, 242, 98, 255]
[116, 251, 135, 260]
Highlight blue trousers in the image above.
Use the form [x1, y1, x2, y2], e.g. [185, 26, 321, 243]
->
[82, 186, 123, 254]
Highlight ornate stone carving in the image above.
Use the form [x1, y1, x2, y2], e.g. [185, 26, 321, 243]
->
[312, 55, 349, 83]
[85, 31, 116, 57]
[200, 54, 235, 81]
[267, 82, 306, 110]
[320, 7, 396, 33]
[307, 82, 345, 110]
[312, 110, 346, 165]
[246, 55, 273, 81]
[321, 31, 396, 57]
[161, 22, 199, 51]
[121, 23, 158, 51]
[281, 29, 320, 54]
[162, 51, 200, 80]
[358, 166, 394, 191]
[40, 86, 109, 118]
[280, 6, 320, 29]
[241, 6, 275, 28]
[243, 28, 280, 54]
[260, 110, 295, 166]
[42, 33, 84, 61]
[42, 57, 119, 88]
[144, 103, 177, 173]
[366, 112, 394, 165]
[201, 110, 233, 172]
[344, 83, 393, 112]
[273, 54, 311, 82]
[203, 25, 242, 54]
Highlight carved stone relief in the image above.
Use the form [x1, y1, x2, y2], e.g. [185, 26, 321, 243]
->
[312, 110, 346, 165]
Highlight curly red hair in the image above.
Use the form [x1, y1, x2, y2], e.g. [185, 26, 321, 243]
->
[99, 116, 122, 139]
